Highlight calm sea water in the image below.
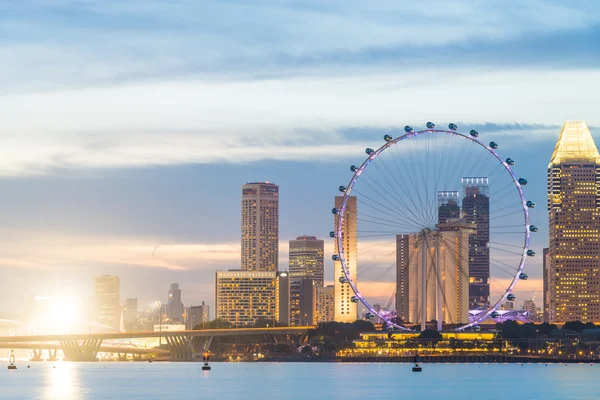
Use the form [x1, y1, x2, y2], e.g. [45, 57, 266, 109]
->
[2, 362, 600, 400]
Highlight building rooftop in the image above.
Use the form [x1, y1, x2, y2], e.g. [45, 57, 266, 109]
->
[550, 121, 600, 165]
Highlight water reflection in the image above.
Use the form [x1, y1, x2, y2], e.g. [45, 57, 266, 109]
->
[44, 364, 81, 400]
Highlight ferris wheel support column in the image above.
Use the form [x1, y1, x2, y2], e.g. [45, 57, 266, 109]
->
[436, 232, 443, 332]
[420, 230, 427, 332]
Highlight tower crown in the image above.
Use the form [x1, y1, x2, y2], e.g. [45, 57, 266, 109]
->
[549, 121, 599, 165]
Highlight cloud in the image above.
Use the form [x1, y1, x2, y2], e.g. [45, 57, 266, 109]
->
[2, 0, 600, 90]
[0, 68, 599, 176]
[0, 231, 241, 272]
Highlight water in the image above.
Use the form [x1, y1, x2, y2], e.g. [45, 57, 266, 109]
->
[2, 362, 600, 400]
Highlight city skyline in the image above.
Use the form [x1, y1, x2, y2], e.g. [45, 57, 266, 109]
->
[3, 1, 600, 319]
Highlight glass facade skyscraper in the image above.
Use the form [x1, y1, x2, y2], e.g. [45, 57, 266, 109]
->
[548, 121, 600, 323]
[461, 177, 490, 309]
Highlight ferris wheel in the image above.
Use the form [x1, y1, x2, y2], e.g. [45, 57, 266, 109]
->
[331, 122, 535, 332]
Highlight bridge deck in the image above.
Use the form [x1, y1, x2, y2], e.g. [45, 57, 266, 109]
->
[0, 326, 314, 343]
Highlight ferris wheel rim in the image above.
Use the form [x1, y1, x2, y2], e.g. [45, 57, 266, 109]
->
[334, 127, 531, 332]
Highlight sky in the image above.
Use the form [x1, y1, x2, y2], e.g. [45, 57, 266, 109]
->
[1, 0, 600, 320]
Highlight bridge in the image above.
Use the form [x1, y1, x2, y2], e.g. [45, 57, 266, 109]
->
[0, 326, 314, 362]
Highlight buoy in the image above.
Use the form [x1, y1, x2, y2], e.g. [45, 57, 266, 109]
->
[412, 364, 422, 372]
[7, 351, 17, 370]
[202, 352, 211, 371]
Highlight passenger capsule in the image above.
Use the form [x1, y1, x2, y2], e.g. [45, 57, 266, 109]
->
[339, 185, 346, 192]
[426, 121, 436, 129]
[329, 231, 336, 238]
[384, 134, 393, 142]
[519, 273, 529, 280]
[448, 123, 458, 130]
[404, 125, 414, 133]
[507, 294, 516, 301]
[365, 148, 374, 155]
[339, 277, 348, 283]
[489, 141, 498, 149]
[332, 255, 340, 261]
[506, 158, 515, 165]
[332, 208, 339, 214]
[350, 296, 359, 303]
[529, 225, 538, 232]
[350, 165, 357, 172]
[491, 311, 501, 319]
[527, 249, 536, 257]
[526, 201, 536, 208]
[470, 129, 479, 137]
[518, 178, 528, 186]
[365, 312, 374, 320]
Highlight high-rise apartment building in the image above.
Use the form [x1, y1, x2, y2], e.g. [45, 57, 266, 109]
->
[167, 283, 184, 323]
[462, 177, 490, 309]
[289, 236, 324, 286]
[278, 272, 290, 326]
[334, 196, 357, 322]
[401, 220, 472, 327]
[123, 298, 138, 332]
[290, 278, 317, 326]
[548, 121, 600, 323]
[186, 302, 210, 330]
[438, 191, 460, 224]
[241, 182, 279, 272]
[289, 236, 324, 325]
[316, 285, 335, 323]
[215, 270, 280, 327]
[94, 275, 120, 330]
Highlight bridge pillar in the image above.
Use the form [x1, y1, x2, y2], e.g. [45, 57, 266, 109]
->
[165, 335, 196, 361]
[60, 339, 103, 361]
[48, 349, 58, 362]
[30, 349, 43, 361]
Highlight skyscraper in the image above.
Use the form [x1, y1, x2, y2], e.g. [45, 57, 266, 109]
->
[123, 298, 138, 332]
[461, 177, 490, 309]
[215, 270, 280, 327]
[278, 272, 290, 326]
[542, 247, 550, 323]
[167, 283, 184, 323]
[437, 191, 460, 224]
[94, 275, 120, 330]
[241, 182, 279, 272]
[289, 236, 324, 325]
[334, 196, 357, 322]
[403, 221, 472, 327]
[289, 236, 324, 286]
[186, 302, 210, 330]
[316, 285, 335, 323]
[548, 121, 600, 323]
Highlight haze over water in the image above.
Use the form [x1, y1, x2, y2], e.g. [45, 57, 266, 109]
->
[2, 362, 600, 400]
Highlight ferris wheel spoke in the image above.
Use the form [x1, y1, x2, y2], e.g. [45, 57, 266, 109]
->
[369, 156, 430, 227]
[358, 171, 430, 228]
[392, 151, 435, 227]
[355, 194, 422, 230]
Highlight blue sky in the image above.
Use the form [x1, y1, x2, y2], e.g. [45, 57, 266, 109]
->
[1, 0, 600, 318]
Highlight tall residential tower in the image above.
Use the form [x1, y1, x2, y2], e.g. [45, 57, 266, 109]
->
[94, 275, 120, 330]
[462, 177, 490, 309]
[334, 196, 357, 322]
[241, 182, 279, 272]
[548, 121, 600, 323]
